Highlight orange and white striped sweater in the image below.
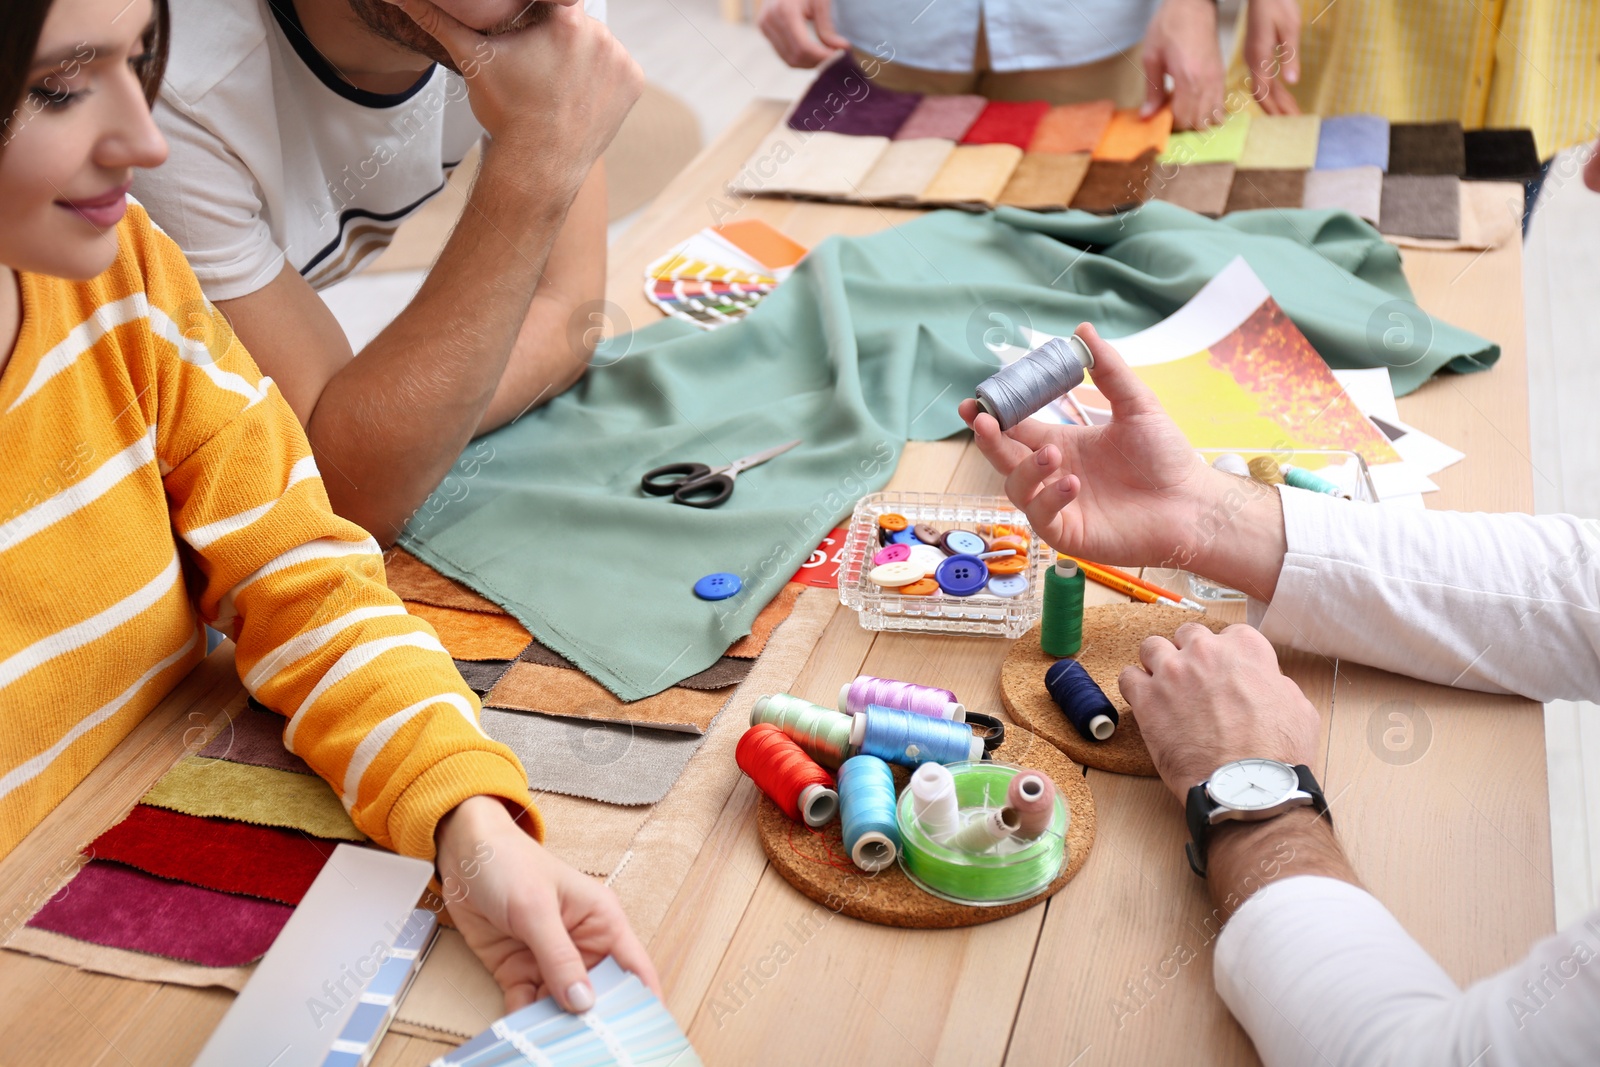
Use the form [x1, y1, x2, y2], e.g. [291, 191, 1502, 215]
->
[0, 203, 541, 858]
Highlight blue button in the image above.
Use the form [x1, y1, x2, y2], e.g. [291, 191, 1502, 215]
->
[694, 572, 742, 600]
[887, 529, 918, 546]
[941, 529, 987, 556]
[934, 554, 989, 596]
[987, 573, 1029, 598]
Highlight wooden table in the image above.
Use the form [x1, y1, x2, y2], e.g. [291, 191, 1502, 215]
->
[0, 101, 1550, 1065]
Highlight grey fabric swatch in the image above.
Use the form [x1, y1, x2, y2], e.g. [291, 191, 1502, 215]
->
[1379, 175, 1461, 240]
[481, 708, 708, 806]
[454, 659, 513, 695]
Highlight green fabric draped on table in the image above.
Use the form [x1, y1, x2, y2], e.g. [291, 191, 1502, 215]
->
[399, 204, 1496, 699]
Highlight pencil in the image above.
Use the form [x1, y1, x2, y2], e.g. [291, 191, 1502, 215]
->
[1066, 556, 1206, 612]
[1065, 555, 1183, 602]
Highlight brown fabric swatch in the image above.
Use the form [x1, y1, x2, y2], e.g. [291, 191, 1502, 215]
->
[725, 581, 805, 659]
[142, 757, 365, 841]
[455, 658, 513, 695]
[1379, 174, 1461, 240]
[1223, 168, 1307, 213]
[485, 662, 729, 734]
[918, 143, 1024, 207]
[998, 152, 1092, 210]
[1386, 178, 1519, 251]
[404, 601, 532, 661]
[515, 640, 751, 690]
[197, 700, 312, 775]
[855, 138, 957, 201]
[384, 549, 505, 614]
[1070, 150, 1155, 213]
[1151, 162, 1235, 217]
[1389, 121, 1466, 176]
[1028, 101, 1116, 154]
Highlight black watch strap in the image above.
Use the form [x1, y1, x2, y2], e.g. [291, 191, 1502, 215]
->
[1185, 764, 1329, 879]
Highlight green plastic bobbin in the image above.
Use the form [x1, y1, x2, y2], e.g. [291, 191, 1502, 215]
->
[1040, 559, 1085, 658]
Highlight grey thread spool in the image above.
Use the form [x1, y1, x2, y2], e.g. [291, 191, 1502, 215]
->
[974, 334, 1095, 431]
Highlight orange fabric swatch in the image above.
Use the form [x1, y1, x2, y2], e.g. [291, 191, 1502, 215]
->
[484, 663, 729, 734]
[1093, 107, 1173, 162]
[1029, 101, 1116, 154]
[384, 549, 505, 614]
[404, 601, 532, 661]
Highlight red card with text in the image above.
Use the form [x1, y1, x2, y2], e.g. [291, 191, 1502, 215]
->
[790, 528, 847, 588]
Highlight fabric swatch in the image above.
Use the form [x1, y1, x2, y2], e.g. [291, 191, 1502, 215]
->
[455, 658, 513, 695]
[480, 708, 707, 806]
[198, 700, 312, 775]
[1237, 114, 1322, 170]
[4, 925, 254, 991]
[783, 132, 891, 198]
[728, 121, 811, 195]
[385, 549, 506, 614]
[1224, 168, 1308, 213]
[1159, 109, 1251, 165]
[1463, 128, 1541, 181]
[1303, 166, 1383, 224]
[894, 93, 987, 142]
[786, 54, 921, 137]
[961, 100, 1052, 149]
[1028, 101, 1116, 155]
[919, 143, 1024, 207]
[88, 804, 339, 905]
[515, 639, 750, 690]
[485, 663, 730, 734]
[1070, 151, 1156, 213]
[1151, 162, 1236, 217]
[143, 756, 365, 840]
[725, 580, 806, 659]
[1093, 107, 1172, 161]
[1315, 114, 1389, 171]
[1389, 122, 1466, 176]
[855, 138, 956, 201]
[536, 792, 655, 878]
[1379, 174, 1461, 240]
[404, 601, 532, 661]
[1386, 178, 1520, 251]
[998, 152, 1092, 210]
[28, 860, 292, 967]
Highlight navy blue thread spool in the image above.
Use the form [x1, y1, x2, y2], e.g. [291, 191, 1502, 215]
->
[851, 704, 984, 767]
[1044, 659, 1119, 741]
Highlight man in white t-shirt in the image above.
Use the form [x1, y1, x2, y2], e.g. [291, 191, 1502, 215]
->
[133, 0, 641, 543]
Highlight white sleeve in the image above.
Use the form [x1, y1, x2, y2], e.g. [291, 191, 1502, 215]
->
[1248, 487, 1600, 703]
[1216, 876, 1600, 1067]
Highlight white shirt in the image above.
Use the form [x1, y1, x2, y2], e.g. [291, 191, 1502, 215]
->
[134, 0, 604, 299]
[833, 0, 1161, 73]
[1218, 487, 1600, 1065]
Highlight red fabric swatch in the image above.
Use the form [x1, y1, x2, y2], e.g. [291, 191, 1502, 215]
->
[88, 804, 339, 905]
[961, 101, 1052, 149]
[28, 860, 292, 967]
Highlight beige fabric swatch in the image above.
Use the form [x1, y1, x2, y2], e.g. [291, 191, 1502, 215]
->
[396, 927, 504, 1039]
[142, 757, 364, 841]
[855, 138, 957, 201]
[919, 143, 1024, 208]
[727, 120, 810, 196]
[3, 926, 254, 991]
[536, 792, 655, 878]
[998, 152, 1092, 210]
[1237, 114, 1322, 170]
[384, 549, 505, 614]
[786, 132, 890, 198]
[1386, 178, 1522, 251]
[725, 581, 805, 659]
[404, 601, 532, 662]
[485, 663, 728, 734]
[1151, 162, 1236, 217]
[1302, 165, 1384, 224]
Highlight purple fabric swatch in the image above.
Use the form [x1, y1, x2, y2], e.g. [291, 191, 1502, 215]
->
[198, 701, 313, 775]
[28, 860, 292, 967]
[786, 55, 921, 137]
[1315, 114, 1390, 171]
[894, 94, 988, 142]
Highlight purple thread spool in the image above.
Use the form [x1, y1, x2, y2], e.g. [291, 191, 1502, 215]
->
[839, 675, 966, 722]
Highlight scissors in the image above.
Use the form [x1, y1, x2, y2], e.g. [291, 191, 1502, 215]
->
[641, 439, 802, 508]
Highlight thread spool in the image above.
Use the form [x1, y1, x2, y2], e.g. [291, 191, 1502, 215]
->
[838, 755, 901, 872]
[1246, 455, 1286, 486]
[946, 806, 1021, 854]
[1040, 559, 1085, 658]
[909, 762, 960, 843]
[850, 705, 984, 767]
[1212, 452, 1250, 478]
[736, 724, 839, 827]
[1282, 465, 1346, 498]
[1043, 659, 1119, 741]
[838, 675, 966, 722]
[750, 693, 854, 769]
[973, 334, 1095, 431]
[1007, 771, 1057, 840]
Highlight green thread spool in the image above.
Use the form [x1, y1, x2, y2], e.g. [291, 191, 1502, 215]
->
[1040, 559, 1085, 657]
[895, 761, 1067, 906]
[751, 693, 854, 769]
[1282, 465, 1345, 498]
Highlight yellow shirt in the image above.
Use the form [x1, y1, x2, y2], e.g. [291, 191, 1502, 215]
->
[0, 202, 540, 858]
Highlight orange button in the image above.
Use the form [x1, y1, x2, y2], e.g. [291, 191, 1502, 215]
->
[990, 535, 1030, 555]
[987, 554, 1029, 576]
[877, 513, 909, 532]
[897, 577, 940, 596]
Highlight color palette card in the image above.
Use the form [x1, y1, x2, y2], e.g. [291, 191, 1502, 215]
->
[432, 958, 701, 1067]
[645, 221, 808, 331]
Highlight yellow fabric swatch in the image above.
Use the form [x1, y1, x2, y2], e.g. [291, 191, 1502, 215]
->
[1160, 109, 1252, 164]
[919, 143, 1024, 207]
[143, 757, 365, 841]
[1237, 114, 1322, 170]
[998, 153, 1093, 210]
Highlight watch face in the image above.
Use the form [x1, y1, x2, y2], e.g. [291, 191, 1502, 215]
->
[1207, 759, 1298, 812]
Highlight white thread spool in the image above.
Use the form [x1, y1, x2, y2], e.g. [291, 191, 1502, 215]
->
[1212, 452, 1250, 478]
[909, 763, 961, 843]
[946, 806, 1021, 854]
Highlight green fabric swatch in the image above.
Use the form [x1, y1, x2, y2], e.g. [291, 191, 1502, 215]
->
[143, 757, 365, 841]
[401, 206, 1497, 700]
[1159, 110, 1252, 165]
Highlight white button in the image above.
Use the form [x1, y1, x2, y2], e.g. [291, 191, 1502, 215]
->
[869, 561, 925, 587]
[907, 544, 946, 576]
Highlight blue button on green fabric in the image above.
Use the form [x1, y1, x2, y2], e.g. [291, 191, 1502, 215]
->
[934, 554, 988, 596]
[694, 573, 742, 600]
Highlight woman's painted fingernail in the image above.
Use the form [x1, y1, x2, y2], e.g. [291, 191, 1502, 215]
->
[567, 981, 595, 1012]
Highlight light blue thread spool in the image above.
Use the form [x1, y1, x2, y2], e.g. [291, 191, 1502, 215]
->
[1282, 465, 1346, 498]
[838, 755, 901, 872]
[851, 705, 984, 768]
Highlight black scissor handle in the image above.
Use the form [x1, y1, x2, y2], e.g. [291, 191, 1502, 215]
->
[641, 462, 711, 496]
[671, 473, 735, 508]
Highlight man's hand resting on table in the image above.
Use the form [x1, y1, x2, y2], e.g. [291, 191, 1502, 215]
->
[434, 795, 660, 1013]
[957, 324, 1291, 602]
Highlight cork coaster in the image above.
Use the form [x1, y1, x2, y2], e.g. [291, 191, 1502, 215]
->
[756, 724, 1094, 928]
[1001, 604, 1226, 776]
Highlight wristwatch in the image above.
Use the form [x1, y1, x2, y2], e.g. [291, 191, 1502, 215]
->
[1185, 759, 1328, 878]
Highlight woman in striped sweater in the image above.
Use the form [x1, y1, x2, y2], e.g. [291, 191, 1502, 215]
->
[0, 0, 656, 1015]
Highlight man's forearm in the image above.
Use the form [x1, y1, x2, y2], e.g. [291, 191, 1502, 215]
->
[1205, 806, 1357, 921]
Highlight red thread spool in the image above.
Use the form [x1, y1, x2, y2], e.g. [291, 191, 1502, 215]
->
[737, 724, 839, 827]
